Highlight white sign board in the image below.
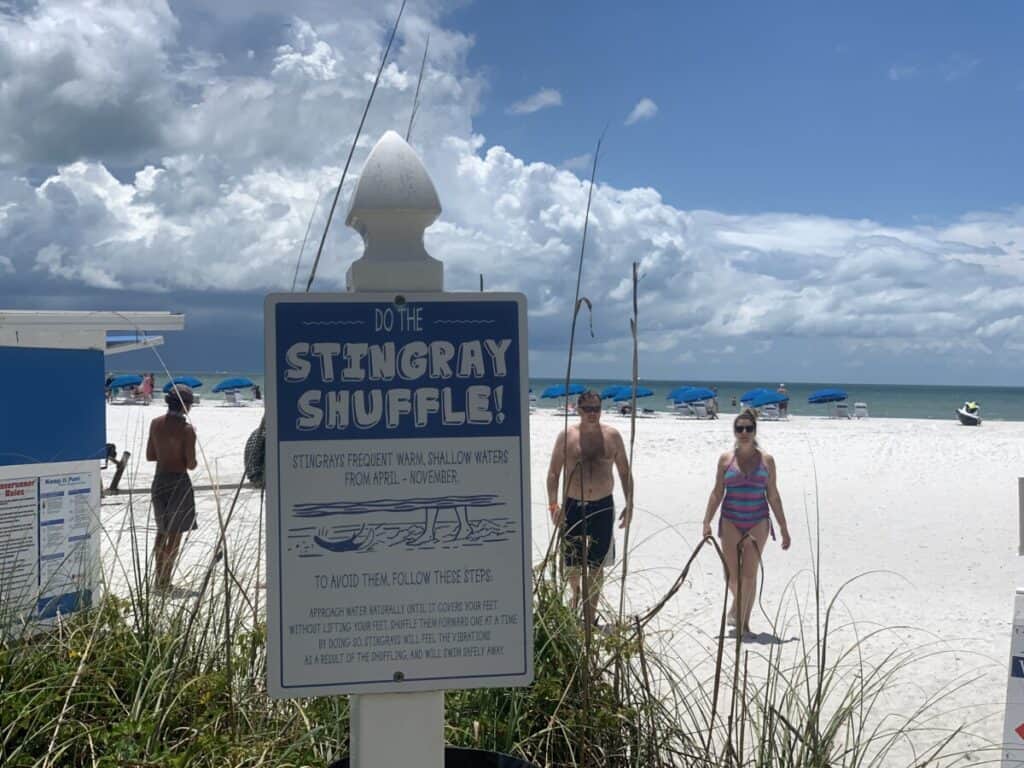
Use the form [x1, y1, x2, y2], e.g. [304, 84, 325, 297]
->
[1005, 589, 1024, 766]
[0, 460, 100, 631]
[265, 292, 532, 697]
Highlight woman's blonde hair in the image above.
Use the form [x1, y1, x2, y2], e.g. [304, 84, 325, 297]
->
[733, 408, 760, 450]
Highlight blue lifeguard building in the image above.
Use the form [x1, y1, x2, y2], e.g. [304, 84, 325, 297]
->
[0, 310, 183, 626]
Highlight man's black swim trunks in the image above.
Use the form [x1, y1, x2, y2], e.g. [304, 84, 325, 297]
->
[562, 495, 615, 568]
[152, 471, 197, 534]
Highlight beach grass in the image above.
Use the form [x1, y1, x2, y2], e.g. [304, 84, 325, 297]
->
[0, 491, 991, 767]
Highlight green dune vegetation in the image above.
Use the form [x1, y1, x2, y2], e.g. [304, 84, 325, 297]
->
[0, 502, 982, 767]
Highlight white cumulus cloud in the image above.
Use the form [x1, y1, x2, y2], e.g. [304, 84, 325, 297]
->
[625, 97, 658, 125]
[507, 88, 562, 115]
[561, 153, 593, 173]
[1, 1, 1023, 382]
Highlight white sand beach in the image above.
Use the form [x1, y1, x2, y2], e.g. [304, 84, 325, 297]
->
[102, 403, 1024, 763]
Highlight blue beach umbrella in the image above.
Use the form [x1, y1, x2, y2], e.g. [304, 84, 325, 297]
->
[108, 374, 143, 390]
[747, 391, 789, 408]
[667, 386, 695, 401]
[212, 376, 256, 393]
[600, 384, 629, 399]
[540, 383, 585, 399]
[671, 386, 716, 404]
[740, 387, 775, 404]
[613, 386, 654, 402]
[162, 376, 203, 393]
[808, 388, 848, 404]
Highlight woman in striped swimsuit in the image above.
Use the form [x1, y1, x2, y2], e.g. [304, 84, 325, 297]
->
[702, 408, 790, 634]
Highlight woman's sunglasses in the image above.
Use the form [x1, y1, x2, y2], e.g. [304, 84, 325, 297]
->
[734, 424, 755, 433]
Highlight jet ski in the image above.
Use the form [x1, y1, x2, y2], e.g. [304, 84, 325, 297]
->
[956, 401, 981, 426]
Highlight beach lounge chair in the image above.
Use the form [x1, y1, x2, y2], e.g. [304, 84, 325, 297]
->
[673, 402, 695, 418]
[692, 402, 710, 419]
[760, 403, 781, 420]
[853, 402, 869, 419]
[831, 402, 850, 419]
[111, 388, 149, 406]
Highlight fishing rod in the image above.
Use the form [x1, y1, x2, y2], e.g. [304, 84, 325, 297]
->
[290, 188, 324, 292]
[406, 33, 430, 142]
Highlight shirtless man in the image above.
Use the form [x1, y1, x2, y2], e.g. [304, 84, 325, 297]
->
[146, 385, 198, 593]
[546, 390, 632, 624]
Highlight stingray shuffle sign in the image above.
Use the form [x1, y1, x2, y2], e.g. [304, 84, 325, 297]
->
[264, 292, 532, 697]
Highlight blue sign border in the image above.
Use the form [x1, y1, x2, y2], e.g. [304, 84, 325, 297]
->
[265, 292, 532, 695]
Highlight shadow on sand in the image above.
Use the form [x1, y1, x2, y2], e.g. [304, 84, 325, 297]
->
[720, 630, 799, 646]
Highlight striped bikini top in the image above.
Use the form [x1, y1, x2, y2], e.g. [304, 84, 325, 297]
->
[721, 451, 770, 523]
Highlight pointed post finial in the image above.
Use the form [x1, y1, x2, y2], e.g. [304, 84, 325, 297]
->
[345, 130, 443, 291]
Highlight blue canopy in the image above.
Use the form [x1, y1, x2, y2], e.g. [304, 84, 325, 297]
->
[808, 388, 848, 404]
[600, 384, 629, 399]
[748, 391, 789, 408]
[212, 376, 256, 393]
[740, 387, 776, 404]
[669, 386, 716, 404]
[108, 374, 142, 389]
[162, 376, 203, 393]
[613, 386, 654, 402]
[540, 383, 586, 398]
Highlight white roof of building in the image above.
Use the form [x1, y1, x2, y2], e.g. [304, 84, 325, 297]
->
[0, 310, 185, 355]
[0, 310, 184, 330]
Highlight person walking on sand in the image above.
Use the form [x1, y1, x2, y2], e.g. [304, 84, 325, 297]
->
[547, 389, 633, 626]
[140, 372, 154, 404]
[701, 408, 790, 635]
[147, 384, 198, 593]
[776, 383, 788, 417]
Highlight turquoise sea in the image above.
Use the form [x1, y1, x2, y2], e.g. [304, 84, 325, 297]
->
[529, 378, 1024, 421]
[117, 370, 1024, 422]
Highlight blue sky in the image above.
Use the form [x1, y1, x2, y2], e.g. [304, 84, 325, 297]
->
[453, 0, 1024, 222]
[1, 1, 1023, 385]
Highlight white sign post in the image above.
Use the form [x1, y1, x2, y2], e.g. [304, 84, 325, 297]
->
[1018, 478, 1024, 557]
[1004, 589, 1024, 766]
[1005, 480, 1024, 767]
[265, 131, 532, 767]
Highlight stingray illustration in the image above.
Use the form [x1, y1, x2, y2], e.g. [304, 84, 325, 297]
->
[313, 524, 375, 553]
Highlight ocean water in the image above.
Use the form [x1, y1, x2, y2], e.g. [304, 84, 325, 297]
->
[530, 378, 1024, 422]
[113, 370, 1024, 422]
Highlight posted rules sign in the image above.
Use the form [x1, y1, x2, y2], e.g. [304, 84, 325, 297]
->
[265, 292, 533, 696]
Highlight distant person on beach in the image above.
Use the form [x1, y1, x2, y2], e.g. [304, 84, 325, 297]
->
[710, 386, 720, 419]
[777, 383, 788, 416]
[547, 389, 633, 626]
[141, 373, 154, 404]
[701, 408, 790, 635]
[146, 384, 198, 593]
[252, 384, 261, 400]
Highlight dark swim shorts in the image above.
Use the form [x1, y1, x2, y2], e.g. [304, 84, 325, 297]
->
[562, 495, 615, 568]
[152, 471, 197, 534]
